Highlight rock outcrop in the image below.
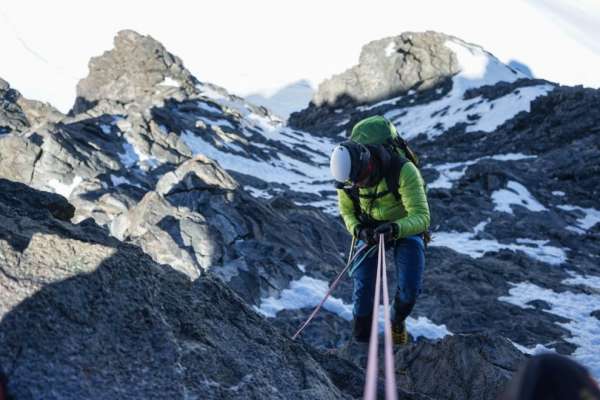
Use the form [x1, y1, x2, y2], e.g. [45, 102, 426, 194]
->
[0, 78, 62, 135]
[312, 31, 461, 108]
[74, 30, 198, 113]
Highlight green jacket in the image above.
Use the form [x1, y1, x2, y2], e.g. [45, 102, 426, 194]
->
[337, 160, 430, 239]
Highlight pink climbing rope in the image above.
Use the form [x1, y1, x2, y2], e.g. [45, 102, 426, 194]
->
[364, 235, 398, 400]
[363, 236, 383, 399]
[380, 236, 398, 400]
[291, 238, 363, 340]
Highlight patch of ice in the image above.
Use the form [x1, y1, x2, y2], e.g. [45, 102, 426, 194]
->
[298, 264, 306, 273]
[160, 77, 180, 87]
[431, 223, 568, 265]
[427, 153, 536, 189]
[557, 204, 600, 232]
[552, 191, 566, 197]
[254, 276, 353, 321]
[492, 181, 548, 214]
[46, 175, 83, 199]
[499, 281, 600, 380]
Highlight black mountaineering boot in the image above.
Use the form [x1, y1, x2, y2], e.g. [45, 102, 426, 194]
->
[391, 298, 415, 346]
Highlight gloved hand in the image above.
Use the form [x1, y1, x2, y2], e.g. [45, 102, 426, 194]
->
[355, 225, 376, 246]
[374, 222, 399, 242]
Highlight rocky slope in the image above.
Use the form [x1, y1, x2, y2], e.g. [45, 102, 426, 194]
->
[0, 30, 343, 298]
[0, 28, 599, 399]
[0, 179, 366, 399]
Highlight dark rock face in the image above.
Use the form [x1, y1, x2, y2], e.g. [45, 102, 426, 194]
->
[395, 334, 524, 400]
[111, 156, 346, 298]
[0, 179, 364, 400]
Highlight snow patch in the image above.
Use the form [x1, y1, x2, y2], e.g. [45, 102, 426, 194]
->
[563, 270, 600, 291]
[509, 340, 554, 355]
[119, 142, 140, 168]
[197, 101, 222, 114]
[110, 174, 143, 189]
[254, 276, 353, 321]
[499, 281, 600, 380]
[427, 153, 536, 189]
[99, 124, 112, 134]
[407, 316, 452, 340]
[47, 176, 83, 199]
[384, 41, 396, 57]
[557, 204, 600, 233]
[160, 77, 180, 87]
[431, 222, 568, 265]
[492, 181, 548, 214]
[243, 185, 272, 199]
[552, 191, 566, 197]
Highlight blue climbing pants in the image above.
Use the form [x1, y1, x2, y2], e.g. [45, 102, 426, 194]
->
[352, 234, 425, 324]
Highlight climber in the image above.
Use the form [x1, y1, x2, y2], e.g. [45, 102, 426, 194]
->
[330, 115, 430, 346]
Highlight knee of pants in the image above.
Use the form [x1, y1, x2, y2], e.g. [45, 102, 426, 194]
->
[397, 286, 422, 304]
[353, 282, 374, 316]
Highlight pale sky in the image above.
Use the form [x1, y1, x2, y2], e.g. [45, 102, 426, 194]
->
[1, 0, 600, 113]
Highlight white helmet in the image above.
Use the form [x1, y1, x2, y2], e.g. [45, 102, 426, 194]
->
[330, 141, 371, 183]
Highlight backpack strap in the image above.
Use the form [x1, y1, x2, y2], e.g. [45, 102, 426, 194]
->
[345, 186, 362, 221]
[383, 146, 408, 202]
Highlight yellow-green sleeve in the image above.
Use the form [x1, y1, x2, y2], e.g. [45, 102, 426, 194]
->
[337, 189, 361, 237]
[393, 162, 430, 238]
